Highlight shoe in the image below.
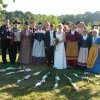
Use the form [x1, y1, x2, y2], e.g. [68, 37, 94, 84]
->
[11, 62, 15, 64]
[3, 62, 7, 65]
[68, 66, 74, 68]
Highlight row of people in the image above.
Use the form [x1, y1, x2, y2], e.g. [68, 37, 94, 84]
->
[0, 19, 100, 73]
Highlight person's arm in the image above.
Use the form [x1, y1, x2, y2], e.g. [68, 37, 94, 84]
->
[59, 32, 66, 43]
[0, 26, 7, 39]
[7, 28, 14, 40]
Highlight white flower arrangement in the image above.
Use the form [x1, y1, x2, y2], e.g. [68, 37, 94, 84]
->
[16, 71, 41, 84]
[34, 72, 50, 88]
[72, 73, 79, 77]
[53, 75, 60, 89]
[64, 74, 79, 92]
[5, 68, 32, 75]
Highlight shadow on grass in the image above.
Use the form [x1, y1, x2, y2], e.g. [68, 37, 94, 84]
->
[0, 64, 100, 99]
[55, 87, 100, 100]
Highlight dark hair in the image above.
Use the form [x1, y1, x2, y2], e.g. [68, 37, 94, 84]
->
[75, 21, 80, 25]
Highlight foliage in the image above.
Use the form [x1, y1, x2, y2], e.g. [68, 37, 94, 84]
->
[0, 10, 100, 30]
[0, 0, 15, 10]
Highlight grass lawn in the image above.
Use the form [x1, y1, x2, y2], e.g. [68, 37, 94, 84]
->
[0, 55, 100, 100]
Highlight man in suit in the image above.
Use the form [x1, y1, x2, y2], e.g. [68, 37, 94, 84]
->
[0, 19, 14, 64]
[44, 24, 56, 66]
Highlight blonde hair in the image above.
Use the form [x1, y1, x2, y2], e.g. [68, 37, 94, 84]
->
[92, 29, 99, 36]
[57, 23, 63, 32]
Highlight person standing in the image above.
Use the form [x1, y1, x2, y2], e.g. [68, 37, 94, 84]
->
[13, 20, 21, 63]
[87, 29, 100, 73]
[0, 19, 14, 64]
[30, 22, 36, 46]
[53, 24, 67, 69]
[66, 24, 80, 68]
[32, 22, 46, 65]
[19, 21, 33, 65]
[78, 29, 92, 71]
[44, 22, 50, 32]
[45, 24, 56, 66]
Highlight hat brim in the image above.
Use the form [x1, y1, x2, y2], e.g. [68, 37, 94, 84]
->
[13, 22, 20, 24]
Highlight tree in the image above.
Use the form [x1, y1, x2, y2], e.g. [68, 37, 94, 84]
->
[0, 0, 15, 11]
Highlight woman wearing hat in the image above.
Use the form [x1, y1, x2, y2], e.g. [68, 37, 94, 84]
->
[32, 22, 46, 65]
[19, 21, 33, 65]
[66, 23, 80, 68]
[77, 28, 92, 71]
[13, 20, 21, 63]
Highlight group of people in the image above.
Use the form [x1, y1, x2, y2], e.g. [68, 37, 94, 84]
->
[0, 19, 100, 73]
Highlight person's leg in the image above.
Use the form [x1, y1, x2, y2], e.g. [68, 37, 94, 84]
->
[50, 46, 54, 65]
[18, 42, 21, 52]
[1, 42, 7, 64]
[45, 47, 51, 65]
[8, 44, 15, 64]
[13, 42, 17, 62]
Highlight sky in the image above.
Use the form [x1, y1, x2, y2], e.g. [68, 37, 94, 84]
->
[4, 0, 100, 15]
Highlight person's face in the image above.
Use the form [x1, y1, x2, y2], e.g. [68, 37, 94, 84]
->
[38, 25, 42, 29]
[15, 23, 19, 28]
[80, 23, 84, 29]
[70, 25, 76, 31]
[63, 25, 68, 32]
[92, 30, 97, 36]
[31, 22, 36, 28]
[5, 20, 9, 26]
[83, 31, 88, 35]
[45, 22, 50, 28]
[77, 23, 80, 28]
[50, 25, 54, 30]
[25, 24, 30, 29]
[58, 25, 63, 31]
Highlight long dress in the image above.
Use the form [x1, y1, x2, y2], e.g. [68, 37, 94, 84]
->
[77, 35, 92, 70]
[87, 37, 100, 73]
[53, 32, 67, 69]
[32, 29, 45, 65]
[19, 30, 33, 65]
[66, 31, 80, 67]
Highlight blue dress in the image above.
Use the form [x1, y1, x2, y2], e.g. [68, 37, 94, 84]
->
[87, 37, 100, 73]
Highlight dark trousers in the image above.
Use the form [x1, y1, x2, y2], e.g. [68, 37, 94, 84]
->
[1, 41, 14, 64]
[13, 41, 21, 62]
[45, 46, 54, 65]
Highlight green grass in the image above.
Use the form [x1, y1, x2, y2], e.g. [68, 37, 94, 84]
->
[0, 56, 100, 100]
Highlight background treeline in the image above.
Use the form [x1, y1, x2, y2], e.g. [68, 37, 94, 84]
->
[0, 10, 100, 31]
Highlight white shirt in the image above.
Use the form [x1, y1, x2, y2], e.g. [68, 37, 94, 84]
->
[92, 37, 98, 44]
[71, 31, 75, 35]
[35, 29, 45, 34]
[50, 30, 54, 46]
[13, 28, 21, 42]
[83, 34, 87, 40]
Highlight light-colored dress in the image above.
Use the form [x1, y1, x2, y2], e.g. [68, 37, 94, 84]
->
[53, 32, 67, 69]
[78, 35, 92, 67]
[32, 29, 46, 65]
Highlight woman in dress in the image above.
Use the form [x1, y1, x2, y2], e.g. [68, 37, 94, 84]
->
[87, 29, 100, 73]
[53, 24, 67, 69]
[32, 22, 46, 65]
[66, 24, 80, 68]
[19, 21, 33, 65]
[78, 28, 92, 71]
